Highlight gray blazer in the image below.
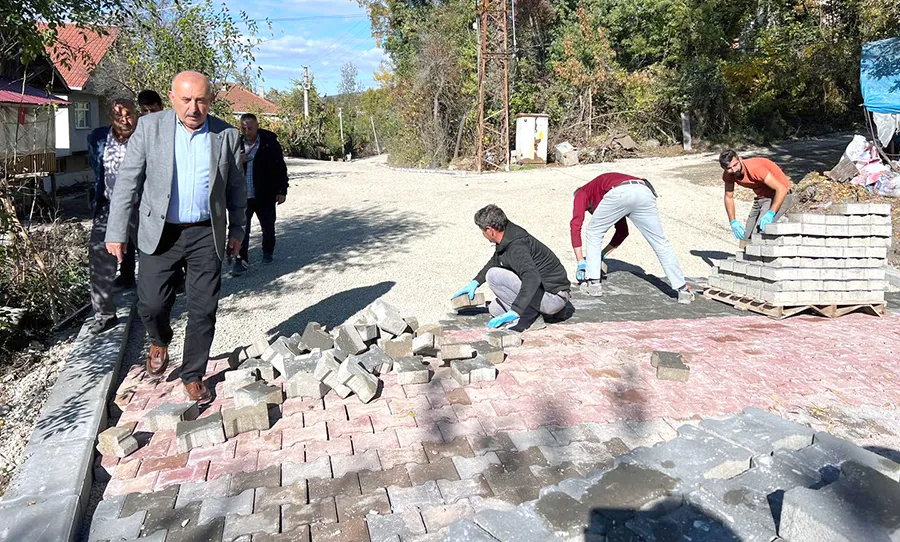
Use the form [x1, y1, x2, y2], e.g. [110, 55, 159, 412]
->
[106, 110, 246, 261]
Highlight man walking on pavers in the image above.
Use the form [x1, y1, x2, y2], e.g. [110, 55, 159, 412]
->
[453, 204, 571, 331]
[87, 99, 139, 334]
[572, 172, 694, 304]
[232, 112, 289, 276]
[719, 149, 793, 241]
[105, 71, 246, 403]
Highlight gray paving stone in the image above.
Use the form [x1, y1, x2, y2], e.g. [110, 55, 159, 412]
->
[407, 458, 460, 485]
[281, 351, 319, 381]
[177, 475, 232, 508]
[302, 322, 334, 351]
[239, 358, 276, 383]
[378, 334, 414, 359]
[346, 370, 380, 404]
[439, 343, 475, 362]
[92, 495, 126, 522]
[254, 482, 307, 508]
[531, 491, 590, 538]
[622, 424, 752, 491]
[483, 331, 522, 349]
[223, 372, 259, 398]
[121, 486, 178, 518]
[420, 500, 475, 532]
[229, 466, 281, 496]
[437, 475, 494, 504]
[394, 356, 430, 385]
[356, 346, 393, 375]
[775, 431, 900, 485]
[281, 456, 332, 486]
[387, 480, 444, 511]
[412, 332, 435, 355]
[308, 472, 362, 500]
[141, 502, 200, 539]
[473, 507, 553, 542]
[452, 292, 486, 310]
[470, 341, 505, 365]
[176, 413, 227, 453]
[366, 509, 427, 542]
[252, 525, 311, 542]
[371, 299, 410, 335]
[335, 488, 391, 521]
[1, 437, 94, 507]
[88, 508, 146, 541]
[199, 489, 254, 525]
[145, 402, 200, 432]
[332, 450, 381, 478]
[452, 453, 501, 479]
[233, 382, 283, 408]
[222, 403, 270, 438]
[552, 476, 595, 501]
[697, 407, 815, 454]
[129, 530, 167, 542]
[450, 356, 496, 385]
[579, 463, 680, 520]
[281, 498, 337, 530]
[0, 494, 80, 542]
[165, 516, 225, 542]
[222, 506, 280, 541]
[443, 519, 500, 541]
[335, 325, 368, 355]
[507, 428, 557, 451]
[285, 372, 329, 399]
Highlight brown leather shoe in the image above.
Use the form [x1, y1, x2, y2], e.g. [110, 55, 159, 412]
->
[147, 345, 169, 376]
[183, 380, 211, 403]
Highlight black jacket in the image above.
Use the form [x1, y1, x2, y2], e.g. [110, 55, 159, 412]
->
[474, 222, 570, 315]
[242, 129, 288, 201]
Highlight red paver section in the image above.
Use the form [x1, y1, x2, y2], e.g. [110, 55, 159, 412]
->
[103, 313, 900, 497]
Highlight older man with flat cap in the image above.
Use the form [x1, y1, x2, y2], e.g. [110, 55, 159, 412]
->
[106, 71, 246, 402]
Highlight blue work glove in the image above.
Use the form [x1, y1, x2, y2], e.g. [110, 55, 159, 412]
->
[452, 280, 480, 301]
[575, 259, 586, 282]
[730, 220, 747, 240]
[757, 210, 776, 232]
[487, 310, 519, 329]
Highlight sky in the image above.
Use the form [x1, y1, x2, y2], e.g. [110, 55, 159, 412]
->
[232, 0, 384, 96]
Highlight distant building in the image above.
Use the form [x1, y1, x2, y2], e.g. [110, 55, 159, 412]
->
[217, 84, 280, 121]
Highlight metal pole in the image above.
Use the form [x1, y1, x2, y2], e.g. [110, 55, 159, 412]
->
[338, 107, 345, 158]
[303, 66, 310, 119]
[370, 115, 381, 154]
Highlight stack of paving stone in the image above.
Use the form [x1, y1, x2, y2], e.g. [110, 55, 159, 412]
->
[443, 408, 900, 541]
[708, 203, 892, 307]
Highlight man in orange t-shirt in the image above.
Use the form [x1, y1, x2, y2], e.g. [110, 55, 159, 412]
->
[719, 150, 793, 240]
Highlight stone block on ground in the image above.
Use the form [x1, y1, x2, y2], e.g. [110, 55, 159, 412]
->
[222, 402, 270, 438]
[378, 333, 414, 359]
[245, 338, 270, 359]
[412, 332, 435, 356]
[370, 299, 409, 336]
[403, 316, 420, 332]
[652, 351, 690, 382]
[697, 407, 814, 454]
[628, 502, 742, 542]
[451, 356, 497, 386]
[238, 358, 276, 382]
[484, 330, 522, 349]
[776, 431, 900, 483]
[354, 324, 379, 341]
[281, 351, 320, 381]
[302, 322, 334, 351]
[473, 506, 554, 541]
[833, 203, 891, 216]
[223, 370, 259, 398]
[145, 402, 200, 432]
[233, 381, 283, 408]
[285, 372, 329, 399]
[312, 350, 354, 398]
[471, 341, 505, 365]
[531, 491, 589, 539]
[176, 413, 226, 453]
[355, 346, 393, 375]
[451, 293, 486, 311]
[394, 356, 430, 385]
[444, 519, 502, 542]
[335, 325, 368, 355]
[439, 343, 476, 362]
[97, 425, 139, 458]
[416, 324, 443, 337]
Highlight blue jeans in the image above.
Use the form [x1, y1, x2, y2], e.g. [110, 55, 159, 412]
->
[584, 183, 686, 290]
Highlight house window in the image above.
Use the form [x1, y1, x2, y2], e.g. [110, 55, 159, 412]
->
[74, 102, 91, 130]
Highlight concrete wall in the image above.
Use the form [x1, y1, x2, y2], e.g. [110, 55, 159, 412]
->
[51, 91, 103, 189]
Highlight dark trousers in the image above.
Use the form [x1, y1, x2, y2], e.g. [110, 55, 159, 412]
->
[239, 197, 276, 262]
[89, 205, 117, 320]
[138, 222, 221, 384]
[120, 239, 136, 282]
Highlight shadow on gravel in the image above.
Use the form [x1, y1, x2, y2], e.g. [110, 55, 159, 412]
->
[690, 249, 732, 268]
[865, 445, 900, 464]
[266, 281, 396, 337]
[222, 208, 431, 300]
[605, 259, 677, 299]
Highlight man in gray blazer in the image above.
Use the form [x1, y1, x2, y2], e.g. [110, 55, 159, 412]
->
[106, 71, 246, 403]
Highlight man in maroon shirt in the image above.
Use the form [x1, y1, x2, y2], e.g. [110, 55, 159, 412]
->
[571, 172, 693, 303]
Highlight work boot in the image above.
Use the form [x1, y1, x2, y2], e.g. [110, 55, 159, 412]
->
[580, 279, 603, 297]
[231, 260, 248, 276]
[89, 315, 118, 335]
[511, 314, 546, 332]
[147, 345, 169, 376]
[677, 284, 695, 305]
[262, 253, 274, 265]
[183, 380, 212, 403]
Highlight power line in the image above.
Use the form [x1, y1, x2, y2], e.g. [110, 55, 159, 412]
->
[247, 14, 368, 23]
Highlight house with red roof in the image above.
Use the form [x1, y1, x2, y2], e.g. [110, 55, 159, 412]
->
[218, 84, 280, 121]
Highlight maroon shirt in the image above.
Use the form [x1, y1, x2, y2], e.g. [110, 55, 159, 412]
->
[570, 172, 641, 249]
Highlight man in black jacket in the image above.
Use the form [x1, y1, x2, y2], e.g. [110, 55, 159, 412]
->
[233, 113, 289, 275]
[453, 205, 571, 331]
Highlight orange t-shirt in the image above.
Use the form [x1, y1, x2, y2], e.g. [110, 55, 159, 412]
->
[722, 157, 791, 199]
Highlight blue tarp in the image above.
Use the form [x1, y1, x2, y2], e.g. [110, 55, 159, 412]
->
[861, 37, 900, 114]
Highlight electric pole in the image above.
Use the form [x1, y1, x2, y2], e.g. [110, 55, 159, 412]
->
[338, 107, 345, 158]
[475, 0, 511, 172]
[370, 116, 381, 154]
[302, 66, 310, 119]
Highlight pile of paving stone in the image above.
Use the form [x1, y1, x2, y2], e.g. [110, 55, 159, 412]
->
[444, 408, 900, 541]
[97, 299, 520, 460]
[708, 203, 892, 306]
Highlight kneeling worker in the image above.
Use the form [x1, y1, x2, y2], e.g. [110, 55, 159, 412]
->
[453, 205, 571, 331]
[572, 172, 693, 303]
[719, 150, 793, 241]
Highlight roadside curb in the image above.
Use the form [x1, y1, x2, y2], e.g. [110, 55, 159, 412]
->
[0, 299, 134, 542]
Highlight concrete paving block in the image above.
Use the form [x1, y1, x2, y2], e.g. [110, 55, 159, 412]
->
[451, 453, 502, 480]
[652, 351, 689, 382]
[233, 381, 283, 408]
[627, 502, 742, 542]
[88, 508, 146, 541]
[439, 343, 476, 362]
[780, 432, 900, 482]
[222, 505, 280, 540]
[697, 408, 815, 454]
[0, 494, 81, 542]
[765, 222, 802, 235]
[302, 322, 334, 351]
[97, 425, 139, 458]
[313, 350, 341, 381]
[336, 356, 370, 385]
[451, 293, 486, 311]
[367, 509, 427, 542]
[387, 480, 444, 511]
[2, 437, 94, 508]
[176, 413, 227, 454]
[450, 356, 497, 386]
[355, 346, 393, 375]
[145, 402, 200, 432]
[322, 371, 354, 399]
[335, 325, 368, 355]
[623, 424, 752, 492]
[221, 402, 270, 438]
[378, 334, 414, 359]
[238, 358, 275, 383]
[790, 213, 827, 224]
[198, 488, 254, 525]
[222, 371, 258, 398]
[371, 299, 410, 336]
[354, 324, 379, 342]
[443, 519, 499, 542]
[281, 351, 320, 381]
[412, 332, 435, 355]
[245, 338, 270, 359]
[281, 456, 332, 486]
[285, 372, 329, 399]
[833, 202, 891, 215]
[347, 371, 380, 404]
[473, 506, 554, 542]
[394, 356, 430, 385]
[402, 316, 419, 331]
[416, 323, 444, 337]
[483, 330, 522, 349]
[530, 491, 590, 539]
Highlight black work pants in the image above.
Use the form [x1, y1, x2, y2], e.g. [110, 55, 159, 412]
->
[138, 222, 221, 384]
[238, 197, 276, 262]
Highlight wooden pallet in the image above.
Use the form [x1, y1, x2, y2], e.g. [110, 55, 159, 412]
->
[702, 287, 887, 320]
